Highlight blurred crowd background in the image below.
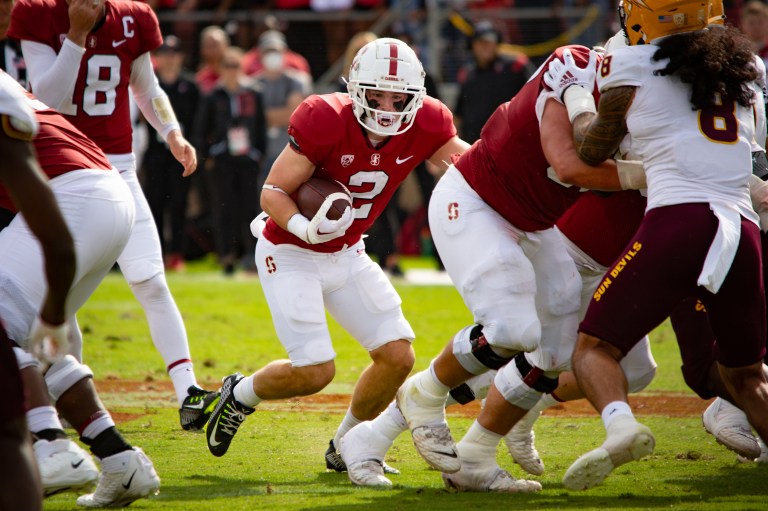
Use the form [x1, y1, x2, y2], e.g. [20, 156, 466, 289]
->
[131, 0, 765, 275]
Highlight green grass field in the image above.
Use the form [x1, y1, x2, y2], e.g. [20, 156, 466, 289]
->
[43, 257, 768, 510]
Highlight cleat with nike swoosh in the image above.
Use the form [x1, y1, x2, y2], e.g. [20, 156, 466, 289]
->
[205, 373, 255, 457]
[396, 376, 461, 473]
[180, 385, 220, 431]
[34, 438, 99, 496]
[76, 448, 160, 508]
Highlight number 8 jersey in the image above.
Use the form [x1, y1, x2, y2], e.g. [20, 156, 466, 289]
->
[598, 44, 756, 219]
[8, 0, 162, 155]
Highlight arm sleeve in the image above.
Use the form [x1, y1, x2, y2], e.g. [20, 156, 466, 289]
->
[21, 39, 84, 111]
[129, 52, 181, 140]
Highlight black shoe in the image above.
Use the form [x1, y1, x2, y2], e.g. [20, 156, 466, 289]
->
[325, 438, 400, 474]
[325, 439, 346, 472]
[205, 373, 255, 457]
[180, 385, 220, 431]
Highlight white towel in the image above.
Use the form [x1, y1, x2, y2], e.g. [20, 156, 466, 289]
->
[697, 203, 741, 294]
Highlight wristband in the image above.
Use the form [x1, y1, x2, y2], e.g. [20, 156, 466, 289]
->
[563, 85, 597, 124]
[286, 213, 310, 243]
[616, 159, 647, 190]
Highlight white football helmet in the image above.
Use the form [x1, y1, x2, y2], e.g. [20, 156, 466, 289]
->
[346, 37, 426, 136]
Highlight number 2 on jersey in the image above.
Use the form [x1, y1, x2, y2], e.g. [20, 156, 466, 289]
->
[59, 55, 121, 117]
[347, 170, 389, 219]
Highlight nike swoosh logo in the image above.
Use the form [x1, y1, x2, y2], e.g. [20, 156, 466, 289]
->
[429, 449, 458, 458]
[112, 39, 127, 47]
[395, 155, 414, 164]
[71, 458, 84, 469]
[122, 470, 137, 489]
[185, 401, 205, 410]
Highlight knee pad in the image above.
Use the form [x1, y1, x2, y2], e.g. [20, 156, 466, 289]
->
[452, 325, 516, 375]
[514, 353, 559, 393]
[13, 347, 39, 370]
[448, 383, 476, 405]
[44, 355, 93, 402]
[494, 353, 559, 410]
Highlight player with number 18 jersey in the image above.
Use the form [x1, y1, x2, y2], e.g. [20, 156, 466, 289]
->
[8, 0, 161, 154]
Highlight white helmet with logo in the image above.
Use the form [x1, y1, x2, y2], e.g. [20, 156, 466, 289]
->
[346, 37, 426, 136]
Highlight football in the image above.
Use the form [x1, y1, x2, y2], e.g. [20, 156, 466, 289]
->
[295, 177, 353, 220]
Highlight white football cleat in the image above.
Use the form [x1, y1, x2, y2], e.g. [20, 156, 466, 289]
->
[76, 448, 160, 508]
[738, 438, 768, 464]
[442, 463, 542, 493]
[504, 409, 545, 476]
[34, 438, 99, 496]
[340, 422, 393, 487]
[702, 397, 761, 460]
[563, 415, 655, 491]
[396, 377, 460, 473]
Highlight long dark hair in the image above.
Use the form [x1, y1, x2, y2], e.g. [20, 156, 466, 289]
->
[652, 26, 757, 110]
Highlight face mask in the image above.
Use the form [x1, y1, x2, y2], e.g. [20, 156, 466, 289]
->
[263, 52, 284, 71]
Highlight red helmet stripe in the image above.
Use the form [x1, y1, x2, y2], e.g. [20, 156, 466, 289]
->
[388, 42, 398, 76]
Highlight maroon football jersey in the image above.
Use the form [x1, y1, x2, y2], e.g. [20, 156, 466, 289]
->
[262, 93, 456, 253]
[557, 190, 647, 267]
[0, 90, 112, 211]
[456, 45, 600, 232]
[9, 0, 163, 154]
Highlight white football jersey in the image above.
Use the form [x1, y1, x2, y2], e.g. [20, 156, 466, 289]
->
[598, 44, 757, 223]
[0, 70, 37, 137]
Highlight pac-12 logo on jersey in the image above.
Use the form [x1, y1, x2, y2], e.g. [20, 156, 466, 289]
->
[341, 155, 354, 167]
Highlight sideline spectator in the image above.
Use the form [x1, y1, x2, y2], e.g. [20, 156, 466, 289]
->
[244, 29, 313, 94]
[455, 20, 534, 143]
[195, 25, 229, 94]
[252, 35, 305, 182]
[193, 47, 267, 274]
[142, 36, 200, 272]
[741, 0, 768, 67]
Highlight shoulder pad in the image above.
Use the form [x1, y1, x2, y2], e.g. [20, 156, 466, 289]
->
[413, 96, 454, 135]
[289, 93, 350, 148]
[598, 46, 644, 92]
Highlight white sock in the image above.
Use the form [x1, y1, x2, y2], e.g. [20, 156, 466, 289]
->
[369, 402, 408, 443]
[533, 393, 559, 412]
[457, 421, 502, 465]
[81, 412, 116, 440]
[27, 406, 64, 434]
[411, 363, 450, 405]
[333, 409, 363, 448]
[233, 374, 262, 408]
[169, 362, 198, 405]
[601, 401, 635, 430]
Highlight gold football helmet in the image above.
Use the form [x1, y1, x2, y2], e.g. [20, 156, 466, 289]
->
[619, 0, 711, 45]
[708, 0, 725, 25]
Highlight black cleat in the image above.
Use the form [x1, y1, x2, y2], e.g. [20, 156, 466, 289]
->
[205, 374, 255, 457]
[180, 385, 220, 431]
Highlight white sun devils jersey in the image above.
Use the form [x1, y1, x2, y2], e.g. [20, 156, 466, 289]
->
[598, 44, 757, 223]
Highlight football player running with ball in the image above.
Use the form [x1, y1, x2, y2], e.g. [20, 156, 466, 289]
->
[204, 38, 469, 470]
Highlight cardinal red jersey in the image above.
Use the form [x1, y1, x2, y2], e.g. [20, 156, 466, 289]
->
[0, 89, 112, 212]
[557, 190, 647, 267]
[456, 45, 599, 232]
[262, 93, 456, 253]
[8, 0, 162, 154]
